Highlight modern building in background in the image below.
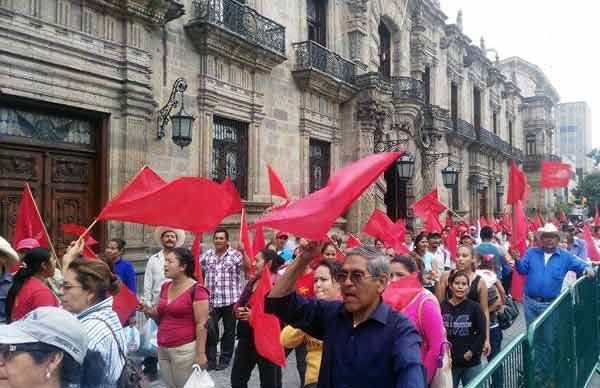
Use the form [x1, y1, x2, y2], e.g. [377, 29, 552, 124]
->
[557, 102, 593, 176]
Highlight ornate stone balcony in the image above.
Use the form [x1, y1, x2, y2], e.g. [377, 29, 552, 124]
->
[89, 0, 185, 23]
[477, 127, 514, 158]
[451, 118, 476, 142]
[185, 0, 286, 70]
[292, 40, 358, 102]
[523, 153, 561, 172]
[392, 77, 425, 105]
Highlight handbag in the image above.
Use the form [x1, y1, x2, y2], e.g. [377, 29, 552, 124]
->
[183, 364, 215, 388]
[92, 318, 143, 388]
[498, 295, 520, 330]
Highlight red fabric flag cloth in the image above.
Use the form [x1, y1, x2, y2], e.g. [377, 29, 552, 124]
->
[445, 213, 454, 228]
[422, 211, 443, 234]
[363, 209, 395, 242]
[112, 284, 139, 325]
[479, 216, 489, 228]
[240, 209, 255, 271]
[13, 184, 51, 249]
[221, 178, 244, 216]
[594, 206, 600, 227]
[382, 273, 423, 312]
[559, 209, 568, 224]
[507, 162, 528, 205]
[540, 161, 572, 188]
[411, 189, 446, 220]
[267, 165, 290, 201]
[253, 152, 403, 240]
[60, 224, 99, 259]
[500, 213, 512, 235]
[98, 166, 166, 218]
[445, 226, 458, 262]
[346, 234, 361, 249]
[583, 224, 600, 263]
[98, 177, 242, 232]
[510, 201, 528, 302]
[249, 269, 286, 367]
[295, 271, 315, 297]
[253, 226, 266, 253]
[191, 233, 204, 285]
[390, 242, 411, 255]
[391, 219, 407, 245]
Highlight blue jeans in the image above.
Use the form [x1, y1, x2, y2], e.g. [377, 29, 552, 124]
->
[488, 326, 504, 388]
[523, 295, 552, 326]
[524, 295, 555, 383]
[452, 364, 482, 388]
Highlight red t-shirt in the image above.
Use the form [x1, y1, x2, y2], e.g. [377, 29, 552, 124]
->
[156, 281, 210, 348]
[11, 278, 59, 321]
[295, 271, 315, 297]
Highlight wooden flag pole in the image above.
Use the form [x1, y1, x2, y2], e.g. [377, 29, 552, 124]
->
[78, 218, 99, 243]
[25, 183, 60, 267]
[447, 208, 468, 224]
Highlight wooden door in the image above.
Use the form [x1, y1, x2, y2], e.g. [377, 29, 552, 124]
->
[0, 145, 98, 254]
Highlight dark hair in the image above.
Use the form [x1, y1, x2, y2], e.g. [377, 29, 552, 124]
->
[6, 248, 52, 322]
[82, 350, 106, 386]
[108, 238, 126, 251]
[405, 225, 415, 234]
[169, 248, 196, 280]
[374, 238, 384, 245]
[428, 232, 442, 239]
[321, 242, 337, 255]
[316, 259, 342, 281]
[477, 253, 496, 271]
[449, 270, 471, 286]
[413, 232, 428, 255]
[17, 342, 82, 385]
[259, 249, 285, 274]
[390, 255, 418, 273]
[213, 228, 229, 241]
[67, 258, 121, 303]
[480, 226, 494, 240]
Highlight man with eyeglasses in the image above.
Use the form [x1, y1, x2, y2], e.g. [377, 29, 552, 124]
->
[266, 244, 426, 388]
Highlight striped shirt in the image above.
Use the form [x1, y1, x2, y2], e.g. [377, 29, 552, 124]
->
[78, 297, 126, 388]
[201, 247, 244, 307]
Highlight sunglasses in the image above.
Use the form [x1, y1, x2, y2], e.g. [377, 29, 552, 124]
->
[334, 270, 376, 286]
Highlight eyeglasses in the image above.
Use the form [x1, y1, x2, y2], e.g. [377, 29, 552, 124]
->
[334, 271, 376, 286]
[59, 282, 82, 291]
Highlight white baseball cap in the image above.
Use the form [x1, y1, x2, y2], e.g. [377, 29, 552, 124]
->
[0, 307, 88, 364]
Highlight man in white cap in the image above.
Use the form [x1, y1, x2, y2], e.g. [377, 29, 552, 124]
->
[0, 236, 18, 324]
[510, 223, 595, 325]
[142, 226, 186, 305]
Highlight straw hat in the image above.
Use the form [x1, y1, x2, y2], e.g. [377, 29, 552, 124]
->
[153, 226, 186, 247]
[0, 236, 19, 264]
[535, 223, 562, 240]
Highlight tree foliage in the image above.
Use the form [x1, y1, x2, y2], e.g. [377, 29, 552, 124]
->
[587, 148, 600, 167]
[577, 171, 600, 211]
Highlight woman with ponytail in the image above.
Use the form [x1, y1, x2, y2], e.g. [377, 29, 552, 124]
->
[60, 241, 126, 388]
[5, 247, 58, 322]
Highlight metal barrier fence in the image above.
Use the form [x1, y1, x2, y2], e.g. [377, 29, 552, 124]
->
[466, 275, 600, 388]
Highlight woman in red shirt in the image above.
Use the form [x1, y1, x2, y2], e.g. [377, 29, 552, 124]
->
[139, 248, 210, 388]
[5, 247, 58, 322]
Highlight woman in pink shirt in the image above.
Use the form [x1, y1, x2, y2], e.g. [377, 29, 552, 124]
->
[140, 248, 210, 388]
[385, 254, 446, 384]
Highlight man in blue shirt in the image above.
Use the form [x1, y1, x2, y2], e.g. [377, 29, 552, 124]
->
[274, 232, 294, 262]
[476, 226, 511, 281]
[267, 244, 426, 388]
[105, 238, 136, 292]
[511, 224, 594, 325]
[566, 231, 587, 260]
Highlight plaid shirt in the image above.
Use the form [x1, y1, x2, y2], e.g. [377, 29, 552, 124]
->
[201, 247, 244, 308]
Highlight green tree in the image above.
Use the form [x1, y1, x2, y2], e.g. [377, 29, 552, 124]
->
[578, 171, 600, 213]
[587, 148, 600, 167]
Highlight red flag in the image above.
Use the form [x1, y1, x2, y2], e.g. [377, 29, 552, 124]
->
[445, 226, 458, 262]
[510, 201, 528, 302]
[479, 216, 489, 228]
[254, 152, 403, 240]
[411, 189, 446, 220]
[583, 224, 600, 263]
[507, 162, 528, 205]
[112, 284, 139, 325]
[253, 226, 266, 253]
[391, 219, 407, 245]
[540, 161, 571, 188]
[500, 213, 512, 234]
[249, 269, 286, 367]
[594, 206, 600, 227]
[221, 178, 244, 216]
[295, 271, 315, 297]
[267, 165, 290, 201]
[558, 209, 568, 224]
[390, 241, 411, 255]
[61, 224, 99, 259]
[240, 209, 255, 271]
[423, 212, 443, 234]
[191, 233, 204, 285]
[363, 209, 395, 241]
[13, 184, 51, 248]
[98, 177, 242, 232]
[346, 234, 361, 249]
[382, 273, 423, 312]
[445, 213, 454, 228]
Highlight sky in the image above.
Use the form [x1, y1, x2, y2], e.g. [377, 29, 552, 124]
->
[440, 0, 599, 148]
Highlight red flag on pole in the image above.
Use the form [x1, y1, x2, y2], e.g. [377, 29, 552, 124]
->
[500, 213, 512, 235]
[112, 284, 140, 325]
[583, 224, 600, 263]
[254, 152, 403, 240]
[61, 224, 98, 259]
[253, 226, 266, 253]
[267, 165, 290, 201]
[510, 200, 528, 302]
[422, 211, 443, 234]
[507, 162, 528, 205]
[363, 209, 395, 241]
[382, 273, 423, 311]
[479, 216, 489, 228]
[249, 268, 286, 367]
[191, 233, 204, 285]
[13, 184, 51, 249]
[240, 209, 255, 270]
[410, 189, 446, 220]
[558, 209, 568, 224]
[346, 234, 361, 249]
[594, 206, 600, 227]
[540, 161, 572, 188]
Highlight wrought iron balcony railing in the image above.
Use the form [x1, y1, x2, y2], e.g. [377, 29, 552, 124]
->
[190, 0, 286, 55]
[477, 127, 515, 157]
[392, 77, 425, 104]
[523, 153, 561, 171]
[453, 118, 476, 140]
[293, 41, 356, 85]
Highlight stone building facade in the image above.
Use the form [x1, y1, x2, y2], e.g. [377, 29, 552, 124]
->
[0, 0, 531, 261]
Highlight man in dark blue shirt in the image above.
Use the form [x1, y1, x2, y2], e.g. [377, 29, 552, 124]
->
[266, 244, 426, 388]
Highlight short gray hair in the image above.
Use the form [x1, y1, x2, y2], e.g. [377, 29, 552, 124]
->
[345, 245, 390, 278]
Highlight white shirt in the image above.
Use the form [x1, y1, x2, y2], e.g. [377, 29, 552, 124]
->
[143, 250, 167, 305]
[544, 252, 552, 266]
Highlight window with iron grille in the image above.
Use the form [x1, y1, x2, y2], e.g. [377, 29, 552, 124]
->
[526, 134, 536, 155]
[378, 21, 391, 78]
[309, 139, 330, 193]
[212, 116, 249, 199]
[508, 120, 513, 146]
[307, 0, 327, 47]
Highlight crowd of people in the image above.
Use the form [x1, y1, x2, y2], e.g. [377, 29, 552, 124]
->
[0, 216, 598, 388]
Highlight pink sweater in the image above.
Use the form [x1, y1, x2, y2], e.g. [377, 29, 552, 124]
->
[402, 291, 446, 383]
